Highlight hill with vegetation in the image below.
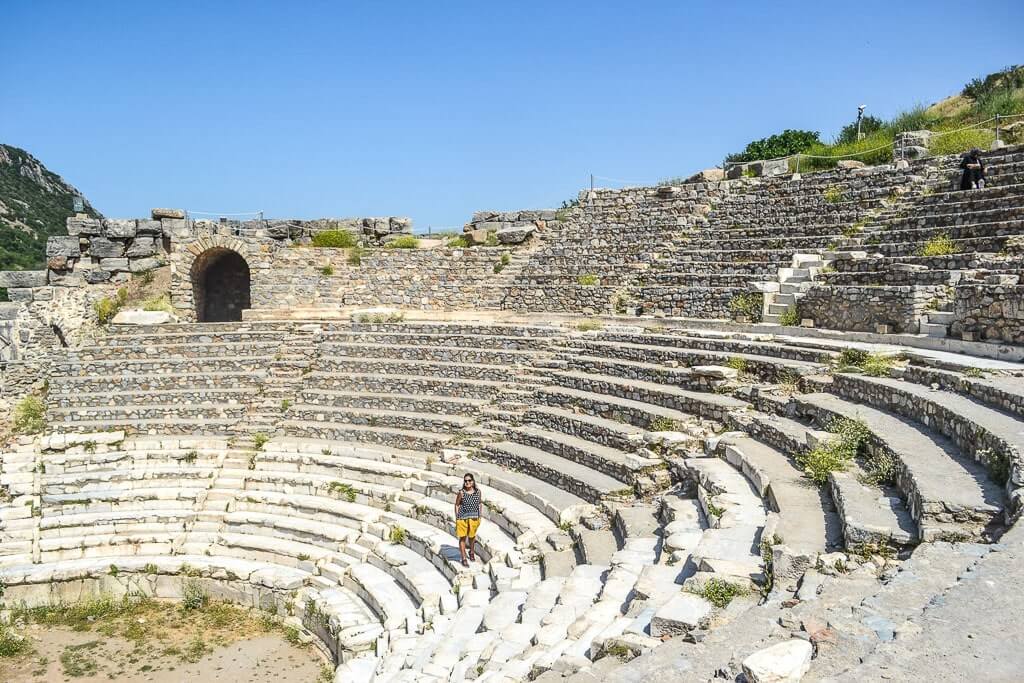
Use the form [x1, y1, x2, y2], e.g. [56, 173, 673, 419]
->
[722, 65, 1024, 172]
[0, 144, 101, 271]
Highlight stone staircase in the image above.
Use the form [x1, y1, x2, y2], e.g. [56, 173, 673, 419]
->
[760, 253, 832, 324]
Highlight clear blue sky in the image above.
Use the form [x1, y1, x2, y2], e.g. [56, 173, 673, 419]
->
[3, 1, 1022, 231]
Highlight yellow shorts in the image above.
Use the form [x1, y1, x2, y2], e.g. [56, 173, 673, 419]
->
[456, 518, 480, 539]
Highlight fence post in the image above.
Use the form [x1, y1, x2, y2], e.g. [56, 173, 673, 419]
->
[995, 114, 1001, 147]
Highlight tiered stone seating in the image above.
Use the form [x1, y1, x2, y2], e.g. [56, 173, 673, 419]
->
[5, 317, 1024, 683]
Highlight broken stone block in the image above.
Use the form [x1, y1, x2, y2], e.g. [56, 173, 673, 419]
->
[136, 219, 163, 235]
[741, 639, 812, 683]
[84, 269, 113, 284]
[496, 225, 535, 244]
[650, 593, 713, 637]
[161, 218, 190, 239]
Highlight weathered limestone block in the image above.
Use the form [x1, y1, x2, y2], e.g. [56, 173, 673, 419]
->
[47, 236, 81, 258]
[112, 310, 175, 325]
[161, 218, 190, 239]
[151, 208, 185, 219]
[125, 236, 157, 258]
[0, 271, 47, 288]
[104, 219, 137, 239]
[99, 258, 130, 272]
[89, 237, 126, 258]
[136, 219, 163, 235]
[649, 593, 712, 637]
[67, 217, 102, 236]
[84, 269, 112, 284]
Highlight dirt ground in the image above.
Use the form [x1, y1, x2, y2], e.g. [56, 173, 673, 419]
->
[0, 626, 329, 682]
[0, 597, 331, 683]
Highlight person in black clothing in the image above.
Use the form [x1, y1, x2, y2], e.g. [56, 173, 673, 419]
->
[959, 148, 986, 190]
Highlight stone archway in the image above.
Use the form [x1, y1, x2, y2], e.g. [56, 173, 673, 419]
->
[190, 247, 251, 322]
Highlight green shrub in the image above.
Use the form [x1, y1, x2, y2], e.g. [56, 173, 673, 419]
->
[727, 129, 821, 163]
[389, 525, 406, 544]
[777, 308, 800, 326]
[141, 294, 174, 314]
[252, 432, 270, 449]
[794, 129, 895, 172]
[493, 262, 504, 274]
[346, 245, 363, 265]
[320, 265, 334, 276]
[727, 292, 763, 322]
[0, 624, 30, 658]
[836, 348, 870, 368]
[484, 232, 499, 247]
[650, 416, 681, 432]
[690, 577, 747, 608]
[822, 186, 844, 203]
[311, 230, 357, 248]
[928, 128, 995, 156]
[327, 481, 357, 502]
[837, 115, 885, 145]
[797, 416, 871, 484]
[500, 253, 510, 265]
[94, 287, 128, 325]
[180, 579, 208, 611]
[577, 274, 599, 286]
[13, 396, 45, 434]
[385, 235, 420, 249]
[574, 319, 603, 332]
[962, 65, 1024, 100]
[724, 356, 748, 373]
[918, 234, 956, 256]
[447, 236, 471, 248]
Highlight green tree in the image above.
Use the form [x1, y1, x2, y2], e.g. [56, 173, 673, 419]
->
[726, 129, 821, 162]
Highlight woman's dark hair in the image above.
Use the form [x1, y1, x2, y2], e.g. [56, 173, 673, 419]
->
[463, 473, 475, 485]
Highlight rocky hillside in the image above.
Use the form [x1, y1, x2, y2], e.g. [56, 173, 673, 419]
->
[0, 144, 100, 271]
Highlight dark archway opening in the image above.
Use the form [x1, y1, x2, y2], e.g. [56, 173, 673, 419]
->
[191, 248, 251, 322]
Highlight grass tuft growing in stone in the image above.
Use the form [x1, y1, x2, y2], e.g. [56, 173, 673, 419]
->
[650, 416, 681, 432]
[252, 432, 270, 449]
[727, 292, 763, 323]
[327, 481, 357, 502]
[574, 319, 603, 332]
[689, 577, 747, 608]
[918, 233, 956, 256]
[389, 525, 407, 544]
[577, 274, 599, 286]
[797, 416, 871, 484]
[384, 235, 420, 249]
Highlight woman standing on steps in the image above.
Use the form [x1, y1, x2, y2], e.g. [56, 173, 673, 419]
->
[455, 473, 482, 567]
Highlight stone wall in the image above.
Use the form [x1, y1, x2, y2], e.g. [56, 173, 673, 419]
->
[798, 284, 946, 334]
[952, 279, 1024, 344]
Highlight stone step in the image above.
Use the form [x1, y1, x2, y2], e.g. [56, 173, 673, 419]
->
[828, 470, 917, 547]
[511, 424, 656, 484]
[794, 392, 1004, 541]
[484, 441, 631, 504]
[524, 405, 646, 453]
[918, 321, 948, 337]
[718, 434, 843, 555]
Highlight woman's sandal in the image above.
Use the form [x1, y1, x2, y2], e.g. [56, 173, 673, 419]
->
[461, 558, 469, 567]
[468, 550, 476, 562]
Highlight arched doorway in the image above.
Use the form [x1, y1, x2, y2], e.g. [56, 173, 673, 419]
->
[190, 248, 251, 322]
